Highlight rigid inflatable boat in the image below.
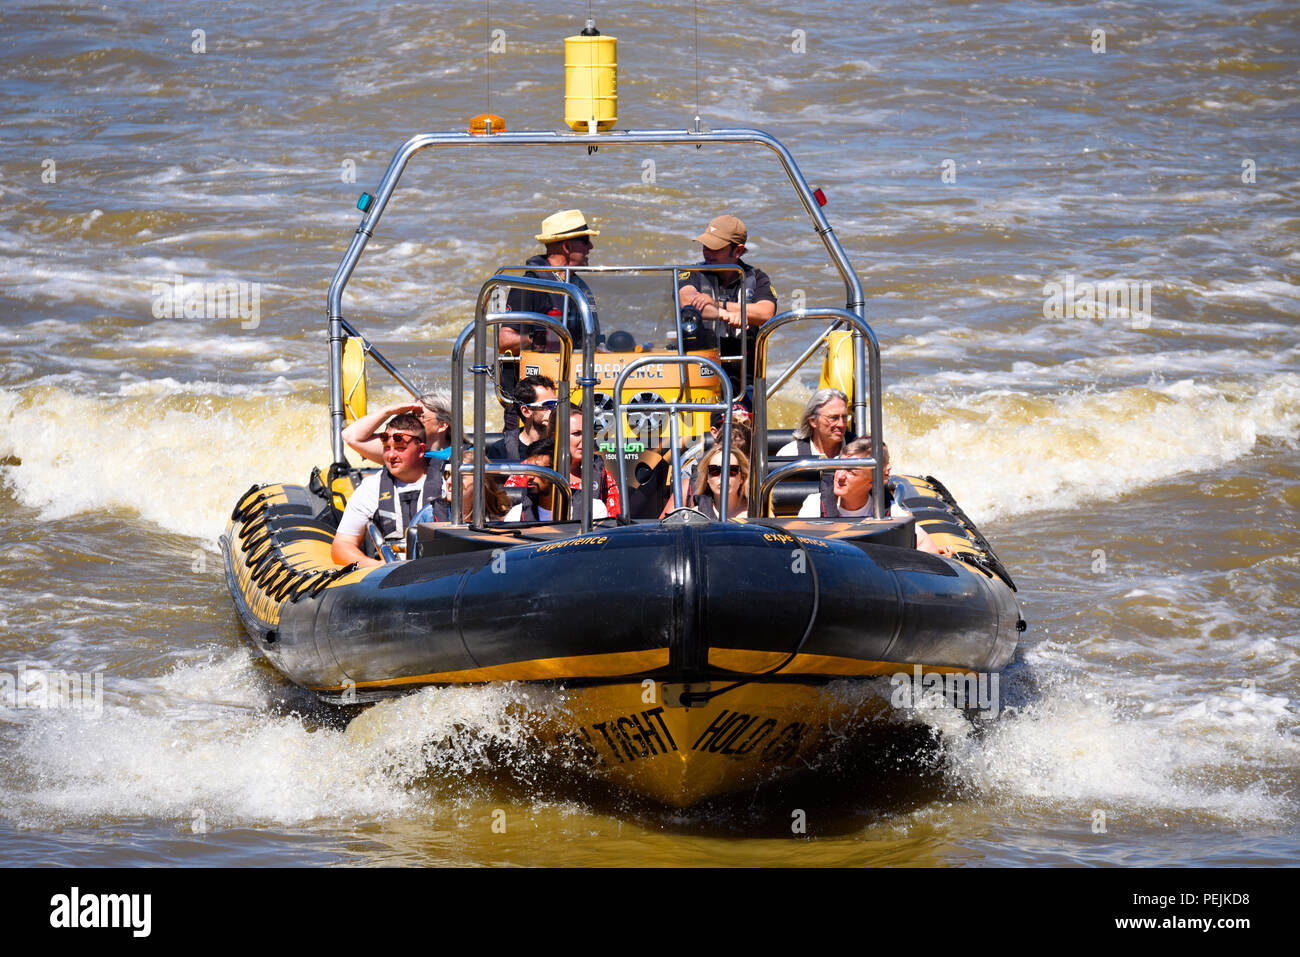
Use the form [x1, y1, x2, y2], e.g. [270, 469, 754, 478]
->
[221, 121, 1024, 808]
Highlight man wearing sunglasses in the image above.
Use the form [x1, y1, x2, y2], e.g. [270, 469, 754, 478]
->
[487, 374, 557, 462]
[331, 413, 449, 568]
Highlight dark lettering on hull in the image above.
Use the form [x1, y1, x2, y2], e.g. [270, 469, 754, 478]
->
[691, 709, 736, 752]
[729, 718, 776, 755]
[690, 710, 767, 753]
[586, 708, 678, 764]
[647, 708, 678, 752]
[591, 721, 623, 762]
[613, 717, 646, 761]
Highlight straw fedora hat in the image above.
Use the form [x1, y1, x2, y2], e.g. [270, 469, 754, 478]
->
[536, 209, 599, 244]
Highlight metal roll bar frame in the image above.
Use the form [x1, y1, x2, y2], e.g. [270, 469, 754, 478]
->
[752, 308, 885, 518]
[324, 127, 870, 469]
[451, 274, 596, 531]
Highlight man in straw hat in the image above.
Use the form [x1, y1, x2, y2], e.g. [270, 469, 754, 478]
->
[499, 209, 602, 427]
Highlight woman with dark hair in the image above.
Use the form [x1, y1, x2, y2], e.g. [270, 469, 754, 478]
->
[691, 445, 749, 520]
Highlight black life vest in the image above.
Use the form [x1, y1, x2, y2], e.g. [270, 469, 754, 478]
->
[796, 437, 838, 501]
[487, 430, 531, 462]
[820, 481, 838, 517]
[374, 460, 447, 539]
[691, 263, 758, 313]
[516, 492, 541, 522]
[511, 255, 600, 348]
[692, 265, 760, 366]
[692, 492, 746, 520]
[574, 459, 618, 510]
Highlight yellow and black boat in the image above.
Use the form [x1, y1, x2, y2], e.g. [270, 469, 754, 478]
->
[221, 119, 1023, 808]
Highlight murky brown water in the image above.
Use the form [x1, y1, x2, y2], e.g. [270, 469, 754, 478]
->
[0, 0, 1296, 867]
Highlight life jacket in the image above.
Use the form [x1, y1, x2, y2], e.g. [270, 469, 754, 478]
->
[796, 437, 855, 458]
[692, 493, 745, 521]
[488, 430, 531, 462]
[514, 255, 600, 349]
[374, 460, 447, 539]
[690, 264, 761, 363]
[690, 263, 758, 312]
[515, 493, 541, 523]
[797, 437, 838, 501]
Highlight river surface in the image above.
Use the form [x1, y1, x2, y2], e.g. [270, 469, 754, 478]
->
[0, 0, 1297, 868]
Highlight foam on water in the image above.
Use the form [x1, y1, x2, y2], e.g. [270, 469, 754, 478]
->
[923, 666, 1297, 825]
[920, 345, 1300, 393]
[1, 652, 560, 829]
[5, 688, 413, 828]
[114, 336, 279, 359]
[112, 375, 300, 397]
[0, 240, 245, 311]
[0, 385, 332, 542]
[887, 373, 1300, 521]
[2, 364, 1295, 543]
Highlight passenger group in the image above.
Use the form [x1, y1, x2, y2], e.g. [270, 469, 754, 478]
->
[329, 208, 953, 564]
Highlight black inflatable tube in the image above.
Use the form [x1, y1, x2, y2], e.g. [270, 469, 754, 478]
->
[271, 523, 1019, 693]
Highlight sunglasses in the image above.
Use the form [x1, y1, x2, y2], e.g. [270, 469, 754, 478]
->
[524, 399, 558, 410]
[708, 464, 742, 477]
[380, 433, 420, 450]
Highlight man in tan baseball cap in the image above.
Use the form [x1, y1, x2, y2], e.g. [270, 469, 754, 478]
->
[693, 214, 747, 251]
[498, 209, 601, 427]
[678, 214, 778, 394]
[678, 215, 777, 330]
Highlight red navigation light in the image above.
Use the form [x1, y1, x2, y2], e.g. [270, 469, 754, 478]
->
[813, 188, 827, 207]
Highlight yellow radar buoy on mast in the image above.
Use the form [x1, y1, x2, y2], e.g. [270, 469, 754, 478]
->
[565, 18, 617, 133]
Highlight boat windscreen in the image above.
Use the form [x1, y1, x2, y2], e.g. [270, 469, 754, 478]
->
[492, 264, 749, 356]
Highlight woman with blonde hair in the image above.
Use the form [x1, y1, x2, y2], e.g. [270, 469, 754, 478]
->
[692, 445, 749, 520]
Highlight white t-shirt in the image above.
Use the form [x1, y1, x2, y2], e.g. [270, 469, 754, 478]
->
[777, 439, 833, 458]
[336, 471, 430, 540]
[798, 492, 910, 519]
[504, 499, 609, 522]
